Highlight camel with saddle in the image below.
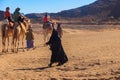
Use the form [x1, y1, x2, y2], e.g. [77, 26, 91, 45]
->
[42, 21, 63, 45]
[1, 18, 31, 53]
[42, 21, 55, 44]
[1, 21, 14, 52]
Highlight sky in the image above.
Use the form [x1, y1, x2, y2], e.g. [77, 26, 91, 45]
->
[0, 0, 96, 14]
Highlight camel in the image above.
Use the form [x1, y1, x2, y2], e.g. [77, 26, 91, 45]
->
[11, 19, 31, 53]
[1, 22, 14, 53]
[42, 22, 53, 44]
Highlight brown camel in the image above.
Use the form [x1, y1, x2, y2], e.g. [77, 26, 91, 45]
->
[11, 19, 31, 53]
[1, 22, 14, 53]
[43, 22, 53, 45]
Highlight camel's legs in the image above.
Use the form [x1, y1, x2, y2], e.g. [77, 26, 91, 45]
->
[2, 37, 6, 53]
[22, 35, 25, 52]
[6, 37, 9, 52]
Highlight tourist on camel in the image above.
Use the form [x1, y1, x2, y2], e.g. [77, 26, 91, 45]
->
[13, 7, 27, 32]
[43, 13, 51, 29]
[4, 7, 14, 28]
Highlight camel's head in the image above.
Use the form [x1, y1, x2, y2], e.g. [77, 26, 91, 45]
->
[24, 18, 31, 23]
[22, 18, 32, 30]
[27, 19, 31, 23]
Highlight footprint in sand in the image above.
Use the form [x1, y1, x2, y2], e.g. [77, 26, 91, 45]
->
[50, 78, 57, 80]
[111, 69, 120, 75]
[62, 78, 73, 80]
[88, 62, 101, 67]
[74, 66, 87, 71]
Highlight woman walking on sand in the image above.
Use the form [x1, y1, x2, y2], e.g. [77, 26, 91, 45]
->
[46, 28, 68, 67]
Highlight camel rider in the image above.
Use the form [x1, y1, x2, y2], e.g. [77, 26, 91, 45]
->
[4, 7, 14, 27]
[43, 13, 50, 23]
[13, 7, 26, 32]
[43, 13, 51, 28]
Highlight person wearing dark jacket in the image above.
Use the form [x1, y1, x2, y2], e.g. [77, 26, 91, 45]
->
[46, 28, 68, 67]
[26, 26, 35, 50]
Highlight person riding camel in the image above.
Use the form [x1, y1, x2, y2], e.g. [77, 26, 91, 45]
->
[4, 7, 14, 27]
[43, 13, 51, 29]
[43, 13, 50, 23]
[13, 7, 26, 31]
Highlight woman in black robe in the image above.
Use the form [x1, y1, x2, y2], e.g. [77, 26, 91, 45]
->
[46, 28, 68, 67]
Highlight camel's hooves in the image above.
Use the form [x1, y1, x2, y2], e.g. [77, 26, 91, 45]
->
[2, 50, 6, 53]
[15, 51, 18, 53]
[6, 50, 8, 52]
[2, 50, 4, 53]
[11, 49, 14, 52]
[2, 50, 4, 52]
[23, 49, 25, 52]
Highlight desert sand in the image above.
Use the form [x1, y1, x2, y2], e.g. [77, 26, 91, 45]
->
[0, 24, 120, 80]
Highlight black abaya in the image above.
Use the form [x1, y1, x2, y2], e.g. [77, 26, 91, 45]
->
[46, 29, 68, 66]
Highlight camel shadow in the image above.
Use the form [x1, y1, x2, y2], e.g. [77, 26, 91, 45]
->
[14, 66, 51, 72]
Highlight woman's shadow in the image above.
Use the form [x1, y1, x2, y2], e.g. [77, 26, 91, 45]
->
[14, 66, 51, 72]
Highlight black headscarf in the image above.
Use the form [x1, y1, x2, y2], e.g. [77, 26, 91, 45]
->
[51, 29, 60, 40]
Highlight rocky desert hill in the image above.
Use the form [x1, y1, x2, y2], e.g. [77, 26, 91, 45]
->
[0, 10, 4, 21]
[52, 0, 120, 19]
[25, 0, 120, 21]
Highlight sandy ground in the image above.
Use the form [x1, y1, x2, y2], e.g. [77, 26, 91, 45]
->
[0, 24, 120, 80]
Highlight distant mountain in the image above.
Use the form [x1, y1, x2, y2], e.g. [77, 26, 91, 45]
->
[0, 10, 4, 21]
[25, 0, 120, 20]
[109, 0, 120, 19]
[25, 13, 44, 18]
[52, 0, 120, 19]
